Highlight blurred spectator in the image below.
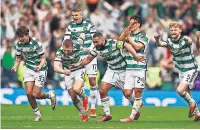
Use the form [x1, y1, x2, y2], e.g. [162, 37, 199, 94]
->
[1, 0, 200, 89]
[1, 40, 17, 81]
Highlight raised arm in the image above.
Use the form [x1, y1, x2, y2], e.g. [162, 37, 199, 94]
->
[183, 36, 193, 45]
[127, 35, 145, 50]
[196, 31, 200, 49]
[123, 42, 145, 62]
[63, 24, 72, 41]
[154, 34, 168, 47]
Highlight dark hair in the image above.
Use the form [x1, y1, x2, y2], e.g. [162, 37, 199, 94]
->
[63, 39, 73, 47]
[93, 32, 104, 39]
[130, 15, 142, 27]
[16, 26, 29, 37]
[71, 7, 82, 12]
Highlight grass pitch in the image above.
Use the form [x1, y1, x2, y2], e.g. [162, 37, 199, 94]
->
[1, 105, 200, 129]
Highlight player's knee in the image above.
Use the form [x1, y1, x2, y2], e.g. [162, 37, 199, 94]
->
[26, 91, 33, 96]
[176, 87, 184, 95]
[134, 89, 143, 98]
[88, 77, 96, 86]
[32, 92, 41, 98]
[73, 87, 81, 94]
[123, 92, 131, 99]
[99, 88, 106, 96]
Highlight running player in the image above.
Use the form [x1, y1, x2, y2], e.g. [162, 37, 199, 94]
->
[154, 21, 200, 121]
[11, 26, 56, 121]
[63, 7, 97, 117]
[54, 33, 89, 121]
[70, 32, 145, 122]
[119, 15, 148, 122]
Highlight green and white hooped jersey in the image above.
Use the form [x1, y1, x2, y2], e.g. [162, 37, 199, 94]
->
[122, 32, 149, 70]
[90, 39, 127, 71]
[166, 36, 198, 72]
[64, 19, 97, 57]
[15, 37, 47, 71]
[55, 39, 84, 71]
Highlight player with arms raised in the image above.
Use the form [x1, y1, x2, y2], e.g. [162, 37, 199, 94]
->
[11, 26, 56, 121]
[154, 21, 200, 121]
[118, 15, 148, 122]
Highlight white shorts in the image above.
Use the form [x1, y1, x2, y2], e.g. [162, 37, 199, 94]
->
[23, 68, 47, 87]
[124, 69, 146, 89]
[85, 57, 97, 77]
[102, 68, 125, 89]
[179, 69, 198, 89]
[65, 68, 85, 90]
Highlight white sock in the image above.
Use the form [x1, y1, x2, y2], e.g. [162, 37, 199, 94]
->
[78, 89, 87, 99]
[181, 91, 195, 106]
[195, 107, 200, 116]
[90, 86, 97, 109]
[73, 98, 86, 115]
[101, 97, 110, 116]
[128, 92, 135, 106]
[130, 97, 142, 119]
[33, 108, 41, 115]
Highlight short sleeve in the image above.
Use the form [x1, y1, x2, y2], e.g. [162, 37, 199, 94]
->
[36, 42, 45, 55]
[15, 42, 22, 56]
[90, 50, 98, 57]
[55, 48, 62, 61]
[136, 35, 149, 46]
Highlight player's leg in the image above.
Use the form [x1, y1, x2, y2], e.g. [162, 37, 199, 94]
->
[86, 59, 98, 117]
[33, 70, 57, 110]
[97, 68, 119, 122]
[73, 69, 89, 112]
[121, 70, 145, 122]
[176, 70, 199, 120]
[23, 68, 41, 121]
[68, 88, 88, 122]
[96, 81, 113, 122]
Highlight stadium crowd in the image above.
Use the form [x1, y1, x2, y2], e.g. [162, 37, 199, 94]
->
[1, 0, 200, 90]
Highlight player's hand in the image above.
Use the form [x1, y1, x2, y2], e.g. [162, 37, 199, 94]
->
[183, 36, 190, 42]
[196, 31, 200, 37]
[69, 62, 82, 68]
[135, 54, 146, 63]
[154, 34, 160, 41]
[79, 33, 85, 40]
[123, 27, 131, 37]
[64, 69, 71, 76]
[83, 49, 91, 54]
[11, 66, 17, 73]
[34, 66, 41, 72]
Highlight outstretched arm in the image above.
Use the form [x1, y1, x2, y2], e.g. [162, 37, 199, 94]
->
[154, 34, 168, 47]
[70, 54, 95, 68]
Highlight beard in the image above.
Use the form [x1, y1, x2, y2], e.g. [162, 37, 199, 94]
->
[96, 45, 104, 50]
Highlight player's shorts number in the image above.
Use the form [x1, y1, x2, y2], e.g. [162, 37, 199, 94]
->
[38, 75, 45, 82]
[185, 74, 191, 83]
[92, 64, 97, 70]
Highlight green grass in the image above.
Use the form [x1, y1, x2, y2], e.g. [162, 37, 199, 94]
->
[1, 105, 200, 129]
